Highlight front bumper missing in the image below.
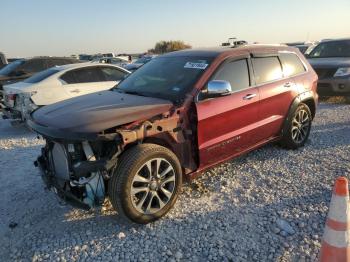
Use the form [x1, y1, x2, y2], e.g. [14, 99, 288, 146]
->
[34, 154, 91, 210]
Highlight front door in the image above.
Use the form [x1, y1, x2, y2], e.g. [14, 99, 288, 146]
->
[195, 58, 260, 167]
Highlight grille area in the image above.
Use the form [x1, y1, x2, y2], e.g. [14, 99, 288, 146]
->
[314, 68, 337, 79]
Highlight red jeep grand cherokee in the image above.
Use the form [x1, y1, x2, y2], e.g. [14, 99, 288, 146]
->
[28, 45, 318, 224]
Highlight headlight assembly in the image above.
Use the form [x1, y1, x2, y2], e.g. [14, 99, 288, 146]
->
[334, 67, 350, 77]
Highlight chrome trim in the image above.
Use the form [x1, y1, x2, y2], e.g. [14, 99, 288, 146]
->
[207, 80, 232, 96]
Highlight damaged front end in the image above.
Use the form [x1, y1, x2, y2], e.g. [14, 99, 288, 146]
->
[32, 129, 122, 210]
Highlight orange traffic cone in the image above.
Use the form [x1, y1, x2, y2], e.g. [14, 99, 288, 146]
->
[320, 177, 350, 262]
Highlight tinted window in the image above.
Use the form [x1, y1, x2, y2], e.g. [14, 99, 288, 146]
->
[212, 59, 250, 92]
[252, 57, 283, 84]
[100, 67, 127, 81]
[23, 68, 60, 83]
[279, 53, 306, 77]
[309, 40, 350, 58]
[60, 67, 104, 84]
[20, 59, 46, 72]
[74, 68, 104, 83]
[60, 71, 76, 84]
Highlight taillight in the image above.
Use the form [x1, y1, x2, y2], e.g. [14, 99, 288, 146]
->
[6, 94, 16, 107]
[8, 94, 16, 101]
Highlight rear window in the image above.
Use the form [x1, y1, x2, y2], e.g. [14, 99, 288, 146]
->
[279, 53, 306, 77]
[252, 57, 283, 84]
[23, 68, 60, 83]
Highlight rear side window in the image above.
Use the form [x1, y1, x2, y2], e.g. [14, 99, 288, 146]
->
[74, 68, 104, 83]
[60, 67, 104, 84]
[252, 57, 283, 84]
[279, 53, 306, 77]
[100, 67, 127, 81]
[212, 59, 250, 92]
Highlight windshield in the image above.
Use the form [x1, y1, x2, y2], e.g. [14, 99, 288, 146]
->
[0, 60, 25, 76]
[23, 68, 60, 83]
[308, 40, 350, 58]
[116, 56, 213, 103]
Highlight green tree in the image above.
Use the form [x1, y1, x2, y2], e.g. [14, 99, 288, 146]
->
[148, 40, 191, 54]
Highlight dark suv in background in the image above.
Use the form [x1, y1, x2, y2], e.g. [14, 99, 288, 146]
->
[307, 38, 350, 102]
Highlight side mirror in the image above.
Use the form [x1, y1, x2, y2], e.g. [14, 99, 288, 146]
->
[206, 80, 232, 98]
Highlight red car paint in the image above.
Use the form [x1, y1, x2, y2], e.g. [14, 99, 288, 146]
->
[185, 45, 317, 177]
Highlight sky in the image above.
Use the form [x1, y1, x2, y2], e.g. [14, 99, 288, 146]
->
[1, 0, 349, 57]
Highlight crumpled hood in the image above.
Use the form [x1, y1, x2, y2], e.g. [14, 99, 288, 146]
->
[308, 57, 350, 68]
[32, 90, 173, 133]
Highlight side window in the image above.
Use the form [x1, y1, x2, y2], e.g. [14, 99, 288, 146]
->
[212, 59, 250, 92]
[252, 57, 283, 84]
[73, 67, 105, 83]
[60, 71, 77, 84]
[279, 53, 306, 77]
[20, 59, 46, 72]
[100, 67, 127, 81]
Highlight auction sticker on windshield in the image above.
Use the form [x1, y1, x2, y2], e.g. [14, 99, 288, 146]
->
[184, 62, 208, 70]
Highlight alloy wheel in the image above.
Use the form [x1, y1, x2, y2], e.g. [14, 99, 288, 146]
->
[291, 109, 310, 143]
[130, 158, 176, 214]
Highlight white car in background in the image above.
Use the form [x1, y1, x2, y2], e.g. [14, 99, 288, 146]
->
[2, 63, 130, 121]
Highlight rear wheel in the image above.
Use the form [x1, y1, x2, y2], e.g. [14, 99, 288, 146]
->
[108, 144, 182, 224]
[280, 103, 312, 149]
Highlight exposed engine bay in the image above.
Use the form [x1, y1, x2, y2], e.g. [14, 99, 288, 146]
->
[36, 140, 121, 209]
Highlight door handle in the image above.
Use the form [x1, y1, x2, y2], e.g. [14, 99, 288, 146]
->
[70, 89, 80, 93]
[243, 94, 257, 100]
[284, 82, 292, 88]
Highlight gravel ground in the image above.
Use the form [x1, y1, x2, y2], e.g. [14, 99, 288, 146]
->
[0, 101, 349, 262]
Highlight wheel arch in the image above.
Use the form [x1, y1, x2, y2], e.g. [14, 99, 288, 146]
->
[282, 91, 316, 136]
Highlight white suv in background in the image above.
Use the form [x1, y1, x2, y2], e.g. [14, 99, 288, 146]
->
[2, 63, 130, 121]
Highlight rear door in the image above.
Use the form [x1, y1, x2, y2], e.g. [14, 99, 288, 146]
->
[196, 56, 260, 167]
[251, 53, 300, 141]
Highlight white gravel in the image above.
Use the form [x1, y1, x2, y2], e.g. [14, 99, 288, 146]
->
[1, 101, 349, 262]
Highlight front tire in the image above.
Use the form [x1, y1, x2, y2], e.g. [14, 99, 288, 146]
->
[280, 103, 312, 149]
[109, 144, 182, 224]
